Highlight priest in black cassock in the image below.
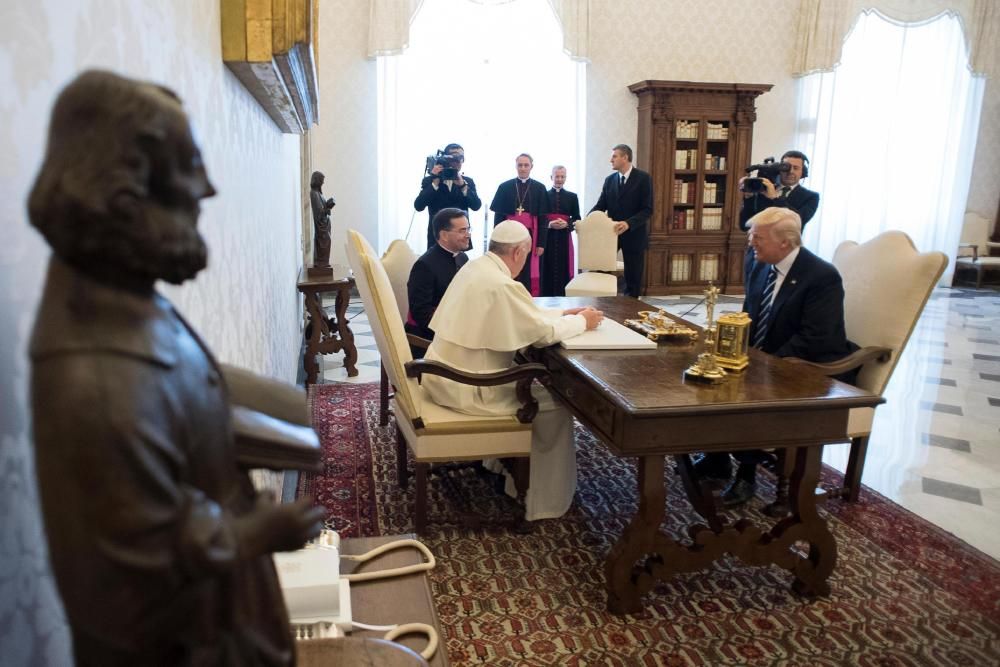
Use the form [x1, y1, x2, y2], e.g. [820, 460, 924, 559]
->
[542, 165, 582, 296]
[489, 153, 550, 295]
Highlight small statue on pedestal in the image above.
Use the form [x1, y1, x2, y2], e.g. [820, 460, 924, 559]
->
[27, 70, 324, 666]
[309, 171, 335, 278]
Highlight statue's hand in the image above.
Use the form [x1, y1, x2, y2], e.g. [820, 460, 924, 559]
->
[236, 496, 325, 557]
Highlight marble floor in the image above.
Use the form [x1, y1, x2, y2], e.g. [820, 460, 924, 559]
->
[318, 286, 1000, 560]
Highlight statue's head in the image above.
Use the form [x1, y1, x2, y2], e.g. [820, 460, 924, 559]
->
[310, 171, 325, 190]
[28, 70, 217, 287]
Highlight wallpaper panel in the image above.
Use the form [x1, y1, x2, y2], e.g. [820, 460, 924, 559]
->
[0, 1, 304, 664]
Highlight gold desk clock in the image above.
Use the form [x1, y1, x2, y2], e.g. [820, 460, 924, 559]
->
[714, 312, 752, 371]
[683, 284, 728, 384]
[623, 309, 699, 342]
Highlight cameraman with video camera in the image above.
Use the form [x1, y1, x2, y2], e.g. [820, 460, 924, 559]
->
[414, 142, 482, 249]
[738, 150, 818, 232]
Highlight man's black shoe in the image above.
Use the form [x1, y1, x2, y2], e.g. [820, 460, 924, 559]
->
[691, 454, 732, 482]
[721, 478, 756, 507]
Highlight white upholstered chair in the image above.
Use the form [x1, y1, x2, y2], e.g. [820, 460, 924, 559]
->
[346, 229, 547, 533]
[772, 231, 947, 507]
[564, 211, 618, 297]
[954, 211, 1000, 288]
[378, 240, 419, 426]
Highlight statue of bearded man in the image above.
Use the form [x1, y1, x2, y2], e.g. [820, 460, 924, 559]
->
[27, 70, 324, 666]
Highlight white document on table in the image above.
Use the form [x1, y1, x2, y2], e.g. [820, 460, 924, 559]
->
[559, 318, 658, 350]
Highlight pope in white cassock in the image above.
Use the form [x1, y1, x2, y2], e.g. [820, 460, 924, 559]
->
[423, 220, 604, 520]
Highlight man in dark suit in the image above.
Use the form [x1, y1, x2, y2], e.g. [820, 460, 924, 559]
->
[405, 207, 470, 357]
[414, 143, 481, 249]
[542, 165, 582, 297]
[739, 150, 819, 232]
[590, 144, 653, 297]
[695, 207, 854, 506]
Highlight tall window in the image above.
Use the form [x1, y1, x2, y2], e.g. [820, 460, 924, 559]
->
[794, 10, 984, 282]
[377, 0, 585, 254]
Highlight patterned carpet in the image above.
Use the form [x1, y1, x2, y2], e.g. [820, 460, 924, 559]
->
[301, 382, 1000, 666]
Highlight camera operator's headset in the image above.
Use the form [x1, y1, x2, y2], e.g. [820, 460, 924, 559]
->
[780, 150, 809, 178]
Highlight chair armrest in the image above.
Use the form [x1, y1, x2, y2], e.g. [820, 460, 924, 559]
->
[404, 359, 550, 424]
[406, 333, 431, 350]
[784, 346, 892, 377]
[221, 364, 321, 472]
[986, 240, 1000, 250]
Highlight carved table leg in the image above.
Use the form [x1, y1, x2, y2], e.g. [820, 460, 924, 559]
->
[776, 445, 836, 597]
[605, 455, 666, 614]
[334, 286, 358, 377]
[302, 289, 324, 385]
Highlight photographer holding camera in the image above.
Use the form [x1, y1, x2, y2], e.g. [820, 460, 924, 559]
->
[414, 142, 482, 249]
[738, 150, 818, 232]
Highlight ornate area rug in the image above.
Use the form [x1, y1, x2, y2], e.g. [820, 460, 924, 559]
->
[303, 383, 1000, 666]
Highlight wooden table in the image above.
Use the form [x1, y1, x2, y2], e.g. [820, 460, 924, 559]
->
[340, 535, 449, 667]
[297, 267, 358, 385]
[530, 296, 883, 615]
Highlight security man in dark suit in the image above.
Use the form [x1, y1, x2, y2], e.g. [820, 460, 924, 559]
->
[739, 150, 819, 232]
[405, 207, 470, 357]
[590, 144, 653, 297]
[695, 206, 854, 506]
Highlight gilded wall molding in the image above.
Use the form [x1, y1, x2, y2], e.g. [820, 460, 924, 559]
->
[222, 0, 319, 133]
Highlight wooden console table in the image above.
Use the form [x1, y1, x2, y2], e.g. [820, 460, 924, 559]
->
[530, 297, 883, 615]
[296, 267, 358, 385]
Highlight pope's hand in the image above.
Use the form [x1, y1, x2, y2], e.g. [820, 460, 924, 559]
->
[581, 307, 604, 330]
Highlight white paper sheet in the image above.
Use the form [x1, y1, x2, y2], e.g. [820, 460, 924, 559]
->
[559, 318, 658, 350]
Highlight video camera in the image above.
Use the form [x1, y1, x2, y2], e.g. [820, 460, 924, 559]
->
[743, 158, 790, 193]
[425, 150, 462, 180]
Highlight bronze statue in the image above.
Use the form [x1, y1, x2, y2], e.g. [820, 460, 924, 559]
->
[309, 171, 335, 271]
[27, 70, 324, 666]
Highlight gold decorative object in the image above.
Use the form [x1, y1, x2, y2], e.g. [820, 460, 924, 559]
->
[684, 284, 727, 384]
[623, 309, 699, 342]
[714, 312, 752, 371]
[222, 0, 319, 133]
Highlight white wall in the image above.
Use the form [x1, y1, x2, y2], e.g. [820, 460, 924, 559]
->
[0, 2, 304, 664]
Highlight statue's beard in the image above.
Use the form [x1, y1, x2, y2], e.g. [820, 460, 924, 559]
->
[76, 203, 208, 286]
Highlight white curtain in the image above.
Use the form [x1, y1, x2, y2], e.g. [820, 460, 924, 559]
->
[376, 0, 586, 254]
[369, 0, 590, 61]
[794, 10, 984, 283]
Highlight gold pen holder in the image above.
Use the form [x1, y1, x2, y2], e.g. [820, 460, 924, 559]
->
[714, 312, 752, 371]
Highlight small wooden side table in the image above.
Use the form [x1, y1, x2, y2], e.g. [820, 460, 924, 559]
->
[296, 267, 358, 385]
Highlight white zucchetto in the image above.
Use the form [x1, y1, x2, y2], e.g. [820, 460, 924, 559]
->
[491, 220, 531, 244]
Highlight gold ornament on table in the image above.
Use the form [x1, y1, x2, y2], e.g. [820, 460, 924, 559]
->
[683, 283, 728, 384]
[714, 312, 752, 371]
[623, 309, 699, 342]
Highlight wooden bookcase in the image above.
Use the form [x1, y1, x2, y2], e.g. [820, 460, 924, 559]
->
[629, 81, 772, 295]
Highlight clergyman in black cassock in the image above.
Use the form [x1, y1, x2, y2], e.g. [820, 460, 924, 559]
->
[542, 166, 582, 297]
[490, 154, 550, 296]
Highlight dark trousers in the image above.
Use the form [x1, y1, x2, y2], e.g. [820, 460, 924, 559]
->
[703, 451, 767, 481]
[621, 246, 644, 298]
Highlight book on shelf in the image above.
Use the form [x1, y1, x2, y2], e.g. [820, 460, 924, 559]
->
[706, 122, 729, 140]
[674, 120, 699, 139]
[671, 210, 692, 230]
[673, 179, 695, 204]
[702, 182, 719, 204]
[701, 208, 723, 231]
[703, 154, 727, 170]
[674, 149, 698, 170]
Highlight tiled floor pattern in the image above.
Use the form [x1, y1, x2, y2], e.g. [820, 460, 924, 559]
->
[317, 287, 1000, 560]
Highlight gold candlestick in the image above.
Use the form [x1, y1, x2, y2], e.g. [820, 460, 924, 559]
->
[683, 283, 727, 384]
